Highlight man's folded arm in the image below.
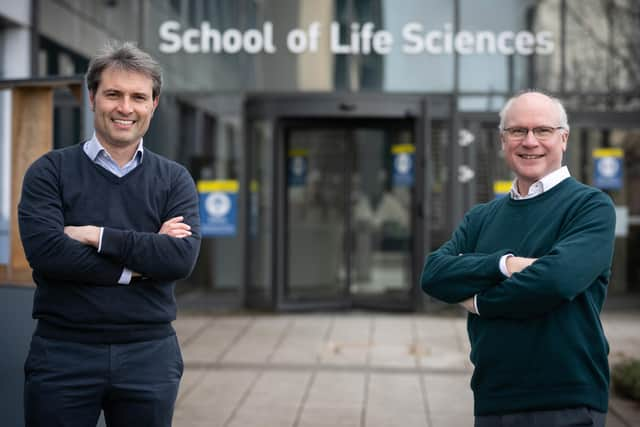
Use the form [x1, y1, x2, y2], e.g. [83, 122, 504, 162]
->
[476, 194, 616, 319]
[420, 211, 511, 303]
[100, 167, 201, 281]
[18, 156, 124, 285]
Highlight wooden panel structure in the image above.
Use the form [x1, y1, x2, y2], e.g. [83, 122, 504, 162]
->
[7, 87, 54, 285]
[0, 78, 83, 286]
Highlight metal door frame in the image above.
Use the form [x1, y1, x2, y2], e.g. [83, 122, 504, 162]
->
[245, 93, 430, 311]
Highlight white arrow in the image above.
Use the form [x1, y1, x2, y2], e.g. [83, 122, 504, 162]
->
[458, 165, 475, 183]
[458, 129, 476, 147]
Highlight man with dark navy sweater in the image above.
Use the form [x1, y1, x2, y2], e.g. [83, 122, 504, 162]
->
[421, 91, 615, 427]
[19, 42, 200, 427]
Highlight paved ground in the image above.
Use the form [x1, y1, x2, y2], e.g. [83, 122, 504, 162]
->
[171, 310, 640, 427]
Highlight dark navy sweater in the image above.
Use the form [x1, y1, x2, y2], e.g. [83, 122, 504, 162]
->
[421, 178, 616, 415]
[18, 143, 201, 343]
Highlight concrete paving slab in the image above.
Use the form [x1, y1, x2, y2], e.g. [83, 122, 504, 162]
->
[226, 371, 311, 427]
[369, 316, 417, 368]
[182, 317, 252, 364]
[414, 317, 470, 371]
[453, 319, 472, 354]
[177, 368, 206, 403]
[270, 316, 332, 365]
[602, 312, 640, 365]
[365, 372, 429, 427]
[321, 316, 371, 366]
[221, 317, 290, 364]
[416, 344, 470, 371]
[414, 317, 461, 348]
[174, 316, 212, 346]
[173, 312, 640, 427]
[609, 394, 640, 427]
[423, 374, 474, 417]
[429, 413, 474, 427]
[173, 370, 257, 427]
[297, 372, 365, 427]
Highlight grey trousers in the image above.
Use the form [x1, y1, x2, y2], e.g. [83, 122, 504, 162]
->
[474, 407, 606, 427]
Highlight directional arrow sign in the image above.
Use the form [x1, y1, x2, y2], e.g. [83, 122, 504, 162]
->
[458, 165, 475, 183]
[458, 129, 476, 147]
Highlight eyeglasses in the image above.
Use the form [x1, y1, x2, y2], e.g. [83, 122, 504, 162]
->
[502, 126, 565, 141]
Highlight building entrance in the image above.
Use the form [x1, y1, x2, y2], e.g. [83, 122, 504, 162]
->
[284, 121, 415, 309]
[246, 94, 429, 311]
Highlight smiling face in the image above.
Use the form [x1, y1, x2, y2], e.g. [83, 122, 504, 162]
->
[89, 66, 158, 150]
[500, 93, 569, 194]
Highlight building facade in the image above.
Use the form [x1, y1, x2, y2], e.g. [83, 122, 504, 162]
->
[1, 0, 639, 312]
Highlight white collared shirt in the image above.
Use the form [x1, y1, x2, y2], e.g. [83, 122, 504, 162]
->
[509, 166, 571, 200]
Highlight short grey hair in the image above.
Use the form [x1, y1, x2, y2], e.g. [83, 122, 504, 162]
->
[86, 41, 163, 99]
[498, 89, 570, 132]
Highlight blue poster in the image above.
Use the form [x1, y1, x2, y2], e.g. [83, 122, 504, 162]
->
[593, 148, 623, 190]
[197, 180, 239, 237]
[392, 144, 415, 187]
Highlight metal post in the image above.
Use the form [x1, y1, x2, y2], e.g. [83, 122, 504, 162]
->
[560, 0, 567, 95]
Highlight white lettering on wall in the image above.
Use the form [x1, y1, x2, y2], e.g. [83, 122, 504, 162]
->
[159, 21, 276, 54]
[158, 21, 556, 56]
[287, 28, 308, 53]
[159, 21, 181, 53]
[536, 31, 554, 54]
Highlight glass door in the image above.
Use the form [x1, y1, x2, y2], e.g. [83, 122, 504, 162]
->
[282, 121, 415, 309]
[285, 128, 350, 303]
[351, 127, 414, 309]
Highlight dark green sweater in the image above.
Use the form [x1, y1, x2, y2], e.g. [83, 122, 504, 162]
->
[421, 178, 616, 415]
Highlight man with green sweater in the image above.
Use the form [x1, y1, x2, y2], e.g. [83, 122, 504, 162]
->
[421, 91, 615, 427]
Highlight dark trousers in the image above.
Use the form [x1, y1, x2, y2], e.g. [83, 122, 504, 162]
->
[475, 407, 606, 427]
[24, 334, 183, 427]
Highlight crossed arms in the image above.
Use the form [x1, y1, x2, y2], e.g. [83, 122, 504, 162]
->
[63, 215, 193, 280]
[18, 155, 201, 285]
[458, 256, 536, 313]
[64, 216, 192, 246]
[420, 195, 616, 319]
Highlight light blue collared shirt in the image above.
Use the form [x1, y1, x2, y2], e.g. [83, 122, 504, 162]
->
[83, 134, 144, 285]
[83, 133, 144, 178]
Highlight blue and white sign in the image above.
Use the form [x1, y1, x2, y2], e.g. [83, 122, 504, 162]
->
[593, 148, 623, 190]
[288, 149, 308, 187]
[198, 180, 239, 236]
[392, 144, 415, 187]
